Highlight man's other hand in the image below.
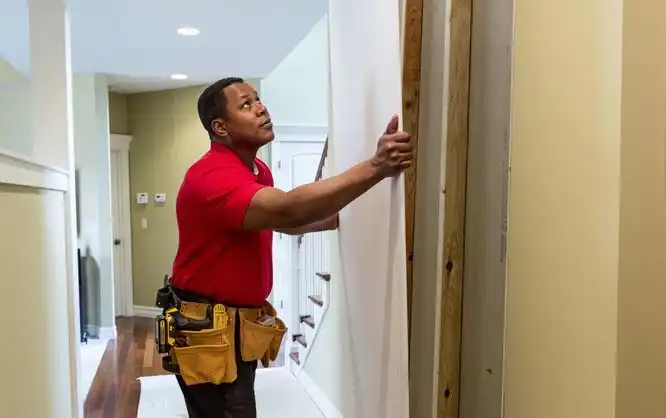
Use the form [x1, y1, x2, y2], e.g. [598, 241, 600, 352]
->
[371, 115, 414, 178]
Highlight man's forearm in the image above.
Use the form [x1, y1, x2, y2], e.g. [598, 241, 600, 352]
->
[281, 160, 383, 227]
[276, 214, 338, 235]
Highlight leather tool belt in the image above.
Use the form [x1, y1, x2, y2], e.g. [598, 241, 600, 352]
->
[153, 279, 287, 386]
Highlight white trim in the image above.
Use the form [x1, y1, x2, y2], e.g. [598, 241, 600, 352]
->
[133, 305, 162, 318]
[84, 324, 118, 340]
[296, 370, 343, 418]
[0, 147, 69, 191]
[98, 326, 117, 340]
[110, 135, 135, 317]
[273, 125, 328, 142]
[110, 134, 133, 151]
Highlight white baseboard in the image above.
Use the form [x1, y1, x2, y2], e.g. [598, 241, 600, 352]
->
[297, 370, 343, 418]
[133, 305, 162, 318]
[98, 326, 117, 340]
[84, 325, 117, 340]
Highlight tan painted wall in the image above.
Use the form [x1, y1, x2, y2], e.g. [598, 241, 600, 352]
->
[460, 1, 666, 417]
[0, 185, 73, 418]
[109, 92, 129, 135]
[504, 0, 623, 417]
[615, 0, 666, 416]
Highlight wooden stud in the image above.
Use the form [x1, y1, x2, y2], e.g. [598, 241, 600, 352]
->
[401, 0, 425, 343]
[437, 0, 473, 417]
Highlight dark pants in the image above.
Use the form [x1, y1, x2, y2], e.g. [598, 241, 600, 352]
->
[175, 312, 258, 418]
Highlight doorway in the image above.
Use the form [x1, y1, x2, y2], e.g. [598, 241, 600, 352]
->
[110, 134, 134, 317]
[269, 135, 326, 346]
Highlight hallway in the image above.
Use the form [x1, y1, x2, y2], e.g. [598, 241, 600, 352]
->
[84, 317, 319, 418]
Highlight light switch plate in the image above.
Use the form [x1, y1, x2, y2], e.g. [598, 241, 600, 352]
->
[136, 192, 148, 205]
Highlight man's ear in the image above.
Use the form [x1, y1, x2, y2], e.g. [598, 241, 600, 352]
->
[211, 119, 228, 137]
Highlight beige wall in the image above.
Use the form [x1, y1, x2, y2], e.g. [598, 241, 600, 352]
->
[109, 92, 129, 134]
[616, 0, 666, 416]
[504, 0, 623, 417]
[109, 80, 260, 307]
[0, 185, 73, 418]
[463, 1, 666, 418]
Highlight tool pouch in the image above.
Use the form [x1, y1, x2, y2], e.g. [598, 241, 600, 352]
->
[172, 318, 236, 386]
[169, 300, 287, 385]
[239, 301, 287, 367]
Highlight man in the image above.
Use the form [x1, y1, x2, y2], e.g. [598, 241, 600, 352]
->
[169, 77, 413, 417]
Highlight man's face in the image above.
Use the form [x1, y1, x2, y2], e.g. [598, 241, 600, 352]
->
[213, 82, 274, 147]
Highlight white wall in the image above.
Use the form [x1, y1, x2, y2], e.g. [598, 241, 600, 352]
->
[0, 79, 32, 156]
[305, 1, 409, 416]
[72, 74, 115, 334]
[458, 0, 513, 417]
[260, 15, 329, 128]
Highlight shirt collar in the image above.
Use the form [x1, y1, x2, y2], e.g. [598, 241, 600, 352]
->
[210, 141, 259, 175]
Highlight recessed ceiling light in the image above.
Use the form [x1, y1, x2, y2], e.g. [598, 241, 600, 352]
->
[177, 27, 200, 36]
[170, 74, 188, 80]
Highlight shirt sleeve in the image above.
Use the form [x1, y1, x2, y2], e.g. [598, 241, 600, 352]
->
[189, 165, 267, 230]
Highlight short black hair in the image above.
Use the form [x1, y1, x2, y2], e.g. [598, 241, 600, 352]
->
[197, 77, 245, 136]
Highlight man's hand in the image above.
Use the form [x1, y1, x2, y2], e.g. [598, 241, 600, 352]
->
[370, 115, 414, 177]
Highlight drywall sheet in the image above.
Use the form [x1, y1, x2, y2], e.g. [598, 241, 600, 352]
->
[327, 0, 410, 416]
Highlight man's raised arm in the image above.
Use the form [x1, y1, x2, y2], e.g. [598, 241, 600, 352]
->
[242, 115, 413, 231]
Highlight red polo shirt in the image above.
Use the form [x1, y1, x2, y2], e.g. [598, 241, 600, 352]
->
[171, 142, 273, 306]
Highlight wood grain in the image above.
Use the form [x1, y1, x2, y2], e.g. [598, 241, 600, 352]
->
[438, 0, 473, 417]
[401, 0, 425, 342]
[84, 317, 169, 418]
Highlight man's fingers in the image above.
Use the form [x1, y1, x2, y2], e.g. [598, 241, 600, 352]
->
[395, 151, 414, 162]
[385, 114, 400, 135]
[398, 161, 412, 170]
[385, 131, 410, 142]
[390, 142, 413, 153]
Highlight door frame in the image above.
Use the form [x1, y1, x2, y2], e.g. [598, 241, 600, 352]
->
[110, 134, 134, 317]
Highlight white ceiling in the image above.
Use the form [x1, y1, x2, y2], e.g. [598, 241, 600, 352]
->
[0, 0, 327, 93]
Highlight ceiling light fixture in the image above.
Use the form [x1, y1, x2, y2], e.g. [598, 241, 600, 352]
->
[177, 27, 200, 36]
[170, 74, 188, 80]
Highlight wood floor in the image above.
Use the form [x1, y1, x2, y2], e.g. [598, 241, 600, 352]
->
[84, 317, 168, 418]
[84, 316, 287, 418]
